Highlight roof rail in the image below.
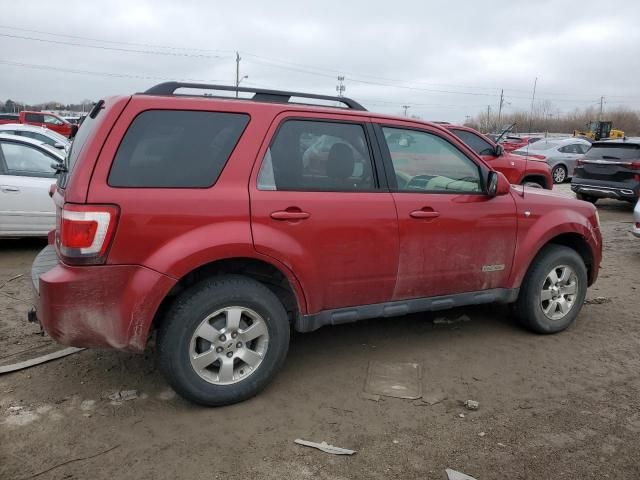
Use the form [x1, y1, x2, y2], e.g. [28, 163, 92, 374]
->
[143, 82, 367, 111]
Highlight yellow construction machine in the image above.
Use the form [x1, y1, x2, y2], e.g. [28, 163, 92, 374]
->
[573, 121, 624, 141]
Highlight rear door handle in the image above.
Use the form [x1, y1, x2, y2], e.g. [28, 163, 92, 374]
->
[410, 209, 440, 219]
[270, 210, 311, 221]
[1, 186, 20, 193]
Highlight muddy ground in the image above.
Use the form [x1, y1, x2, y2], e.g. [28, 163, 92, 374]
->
[1, 185, 639, 480]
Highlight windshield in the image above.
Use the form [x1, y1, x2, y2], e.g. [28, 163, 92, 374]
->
[584, 144, 640, 161]
[513, 141, 559, 155]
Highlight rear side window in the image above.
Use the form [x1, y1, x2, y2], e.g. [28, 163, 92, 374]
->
[25, 113, 44, 123]
[109, 110, 249, 188]
[584, 143, 640, 161]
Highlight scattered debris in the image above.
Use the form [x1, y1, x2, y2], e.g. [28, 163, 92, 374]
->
[7, 406, 24, 412]
[446, 468, 478, 480]
[458, 413, 465, 418]
[22, 445, 119, 479]
[392, 439, 399, 444]
[364, 361, 422, 399]
[108, 390, 138, 402]
[497, 442, 506, 447]
[0, 273, 23, 291]
[157, 389, 176, 401]
[80, 400, 96, 411]
[0, 347, 85, 375]
[464, 399, 480, 410]
[585, 296, 611, 305]
[478, 432, 486, 437]
[294, 439, 355, 455]
[434, 315, 471, 325]
[360, 392, 381, 402]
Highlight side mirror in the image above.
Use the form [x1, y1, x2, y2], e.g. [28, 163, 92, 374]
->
[487, 171, 511, 197]
[494, 144, 504, 156]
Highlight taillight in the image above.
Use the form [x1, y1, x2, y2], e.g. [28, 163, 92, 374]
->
[57, 204, 119, 265]
[575, 159, 584, 166]
[630, 161, 640, 170]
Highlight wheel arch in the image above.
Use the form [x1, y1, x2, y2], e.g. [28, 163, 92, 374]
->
[149, 256, 307, 339]
[520, 174, 550, 189]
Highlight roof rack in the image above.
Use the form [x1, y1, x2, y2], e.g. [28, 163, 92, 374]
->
[143, 82, 367, 111]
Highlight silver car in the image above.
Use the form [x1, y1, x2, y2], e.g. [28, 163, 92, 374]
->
[633, 199, 640, 238]
[513, 138, 591, 184]
[0, 123, 70, 152]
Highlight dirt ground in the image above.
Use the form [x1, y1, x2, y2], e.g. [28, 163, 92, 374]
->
[1, 185, 639, 480]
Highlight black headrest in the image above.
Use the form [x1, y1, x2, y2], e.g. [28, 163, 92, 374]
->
[326, 143, 354, 179]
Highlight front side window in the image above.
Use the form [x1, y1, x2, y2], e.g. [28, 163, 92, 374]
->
[0, 142, 57, 177]
[450, 129, 495, 156]
[25, 113, 44, 123]
[382, 127, 482, 193]
[108, 110, 249, 188]
[257, 120, 375, 192]
[44, 115, 64, 126]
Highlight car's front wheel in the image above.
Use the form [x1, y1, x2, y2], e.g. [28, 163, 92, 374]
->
[158, 275, 290, 406]
[512, 245, 588, 334]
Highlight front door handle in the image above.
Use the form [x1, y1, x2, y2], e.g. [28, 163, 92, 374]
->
[270, 210, 311, 221]
[410, 209, 440, 219]
[1, 186, 20, 193]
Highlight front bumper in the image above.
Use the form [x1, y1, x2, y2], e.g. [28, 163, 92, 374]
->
[32, 245, 176, 352]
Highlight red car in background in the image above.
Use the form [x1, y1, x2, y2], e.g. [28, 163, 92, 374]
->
[501, 135, 543, 152]
[19, 111, 77, 138]
[0, 113, 19, 125]
[445, 125, 553, 189]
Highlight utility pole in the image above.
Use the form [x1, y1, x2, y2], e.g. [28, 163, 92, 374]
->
[486, 105, 491, 132]
[336, 76, 345, 97]
[599, 96, 604, 121]
[497, 89, 504, 130]
[235, 52, 241, 98]
[402, 105, 410, 117]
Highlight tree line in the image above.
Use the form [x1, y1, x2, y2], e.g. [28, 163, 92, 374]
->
[464, 103, 640, 136]
[0, 99, 94, 114]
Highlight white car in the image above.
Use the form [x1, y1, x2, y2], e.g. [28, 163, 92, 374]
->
[0, 123, 70, 152]
[633, 199, 640, 238]
[0, 133, 64, 237]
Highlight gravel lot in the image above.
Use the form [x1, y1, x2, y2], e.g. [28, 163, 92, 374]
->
[1, 185, 639, 480]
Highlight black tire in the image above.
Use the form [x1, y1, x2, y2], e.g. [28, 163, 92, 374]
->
[551, 165, 567, 184]
[157, 274, 290, 406]
[512, 245, 588, 334]
[576, 193, 598, 204]
[522, 181, 544, 189]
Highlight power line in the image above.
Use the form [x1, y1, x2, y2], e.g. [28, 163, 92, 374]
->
[0, 32, 228, 59]
[1, 25, 637, 101]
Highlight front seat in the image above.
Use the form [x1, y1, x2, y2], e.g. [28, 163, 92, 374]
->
[326, 143, 356, 190]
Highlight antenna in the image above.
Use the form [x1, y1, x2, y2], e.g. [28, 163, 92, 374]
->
[523, 77, 538, 198]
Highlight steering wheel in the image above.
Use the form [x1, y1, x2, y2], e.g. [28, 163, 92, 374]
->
[405, 174, 435, 189]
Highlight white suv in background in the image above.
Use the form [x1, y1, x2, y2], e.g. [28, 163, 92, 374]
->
[0, 124, 71, 152]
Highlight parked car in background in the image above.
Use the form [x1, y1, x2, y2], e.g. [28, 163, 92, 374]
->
[30, 83, 602, 406]
[0, 124, 70, 152]
[19, 111, 77, 138]
[513, 138, 591, 184]
[0, 113, 19, 125]
[571, 138, 640, 204]
[633, 199, 640, 238]
[0, 134, 62, 237]
[501, 135, 543, 152]
[445, 125, 553, 188]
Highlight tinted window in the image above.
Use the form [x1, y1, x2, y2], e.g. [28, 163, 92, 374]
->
[382, 127, 481, 193]
[0, 142, 57, 177]
[584, 143, 640, 161]
[25, 113, 44, 123]
[450, 129, 494, 155]
[44, 115, 64, 126]
[257, 120, 375, 192]
[109, 110, 249, 188]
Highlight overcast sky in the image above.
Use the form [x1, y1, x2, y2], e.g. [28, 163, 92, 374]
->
[1, 0, 639, 122]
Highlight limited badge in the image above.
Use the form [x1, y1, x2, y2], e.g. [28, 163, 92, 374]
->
[482, 264, 505, 272]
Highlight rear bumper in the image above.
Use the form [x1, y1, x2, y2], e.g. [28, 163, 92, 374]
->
[32, 246, 176, 352]
[571, 180, 639, 201]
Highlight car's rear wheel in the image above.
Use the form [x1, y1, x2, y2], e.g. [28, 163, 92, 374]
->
[158, 274, 290, 406]
[551, 165, 567, 184]
[512, 245, 588, 334]
[576, 193, 598, 204]
[522, 181, 544, 189]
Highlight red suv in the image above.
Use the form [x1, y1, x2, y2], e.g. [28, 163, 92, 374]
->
[19, 111, 77, 138]
[444, 125, 553, 189]
[31, 83, 602, 406]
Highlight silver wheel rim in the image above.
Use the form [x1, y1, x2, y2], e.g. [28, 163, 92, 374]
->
[540, 265, 578, 321]
[553, 167, 566, 183]
[189, 307, 269, 385]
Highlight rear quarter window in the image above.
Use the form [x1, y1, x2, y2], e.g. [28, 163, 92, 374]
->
[108, 110, 249, 188]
